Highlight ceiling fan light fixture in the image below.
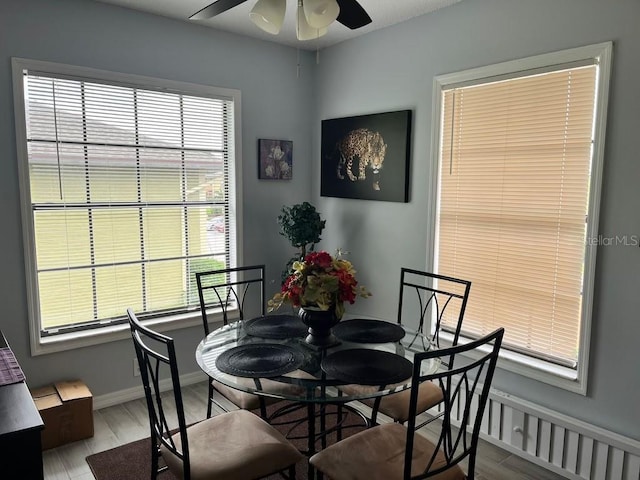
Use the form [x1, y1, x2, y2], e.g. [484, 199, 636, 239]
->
[250, 0, 286, 35]
[303, 0, 340, 29]
[297, 0, 328, 40]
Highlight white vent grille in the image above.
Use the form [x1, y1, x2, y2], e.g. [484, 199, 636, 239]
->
[433, 388, 640, 480]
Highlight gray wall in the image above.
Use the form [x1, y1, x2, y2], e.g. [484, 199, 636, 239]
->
[314, 0, 640, 440]
[1, 0, 638, 442]
[0, 0, 314, 395]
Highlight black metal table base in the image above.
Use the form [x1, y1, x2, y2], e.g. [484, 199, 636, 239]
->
[267, 401, 370, 479]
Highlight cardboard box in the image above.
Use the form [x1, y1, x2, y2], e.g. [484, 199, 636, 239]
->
[31, 380, 94, 450]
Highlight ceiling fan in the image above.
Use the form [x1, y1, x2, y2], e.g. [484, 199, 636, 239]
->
[189, 0, 372, 37]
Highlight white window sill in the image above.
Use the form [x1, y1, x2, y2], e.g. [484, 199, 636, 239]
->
[31, 310, 226, 356]
[437, 331, 586, 395]
[336, 316, 586, 394]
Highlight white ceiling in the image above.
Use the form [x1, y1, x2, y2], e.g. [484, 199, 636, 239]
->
[92, 0, 463, 50]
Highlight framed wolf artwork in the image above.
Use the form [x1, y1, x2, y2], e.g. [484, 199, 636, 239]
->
[320, 110, 411, 202]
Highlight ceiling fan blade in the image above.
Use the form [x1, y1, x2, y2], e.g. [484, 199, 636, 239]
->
[189, 0, 248, 20]
[336, 0, 372, 29]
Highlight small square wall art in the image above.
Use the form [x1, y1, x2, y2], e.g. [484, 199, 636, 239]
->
[258, 139, 293, 180]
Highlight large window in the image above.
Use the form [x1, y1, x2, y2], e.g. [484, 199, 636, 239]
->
[12, 58, 241, 354]
[430, 43, 612, 393]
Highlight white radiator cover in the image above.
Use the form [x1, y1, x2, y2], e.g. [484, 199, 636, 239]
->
[433, 388, 640, 480]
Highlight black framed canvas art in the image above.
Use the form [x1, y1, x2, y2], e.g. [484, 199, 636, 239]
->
[320, 110, 411, 202]
[258, 139, 293, 180]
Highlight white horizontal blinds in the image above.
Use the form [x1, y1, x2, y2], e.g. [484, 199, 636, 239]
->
[25, 73, 233, 332]
[437, 65, 597, 367]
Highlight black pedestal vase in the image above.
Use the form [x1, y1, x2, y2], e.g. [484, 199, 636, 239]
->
[298, 307, 340, 347]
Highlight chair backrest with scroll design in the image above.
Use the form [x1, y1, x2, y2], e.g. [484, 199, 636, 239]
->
[310, 328, 504, 479]
[127, 307, 191, 480]
[196, 265, 266, 335]
[405, 327, 504, 479]
[195, 265, 275, 419]
[128, 307, 303, 480]
[398, 267, 471, 349]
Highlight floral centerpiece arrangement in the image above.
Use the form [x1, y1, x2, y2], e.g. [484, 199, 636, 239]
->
[268, 250, 371, 320]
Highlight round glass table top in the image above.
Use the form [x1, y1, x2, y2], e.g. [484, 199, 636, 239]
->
[196, 316, 440, 403]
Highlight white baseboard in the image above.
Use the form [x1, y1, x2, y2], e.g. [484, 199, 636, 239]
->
[92, 371, 208, 410]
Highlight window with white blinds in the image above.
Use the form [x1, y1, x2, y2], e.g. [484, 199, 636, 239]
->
[13, 59, 240, 341]
[432, 43, 611, 391]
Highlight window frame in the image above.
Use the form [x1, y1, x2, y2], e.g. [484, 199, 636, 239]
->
[426, 42, 612, 394]
[11, 57, 243, 356]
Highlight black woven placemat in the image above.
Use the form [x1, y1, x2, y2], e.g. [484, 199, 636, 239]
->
[215, 343, 304, 378]
[333, 319, 406, 344]
[321, 349, 413, 385]
[244, 314, 307, 339]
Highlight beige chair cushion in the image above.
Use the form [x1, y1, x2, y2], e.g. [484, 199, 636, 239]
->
[309, 422, 465, 480]
[213, 369, 315, 410]
[342, 381, 444, 424]
[213, 380, 280, 410]
[160, 409, 304, 480]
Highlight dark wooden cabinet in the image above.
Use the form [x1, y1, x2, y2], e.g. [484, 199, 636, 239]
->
[0, 332, 44, 479]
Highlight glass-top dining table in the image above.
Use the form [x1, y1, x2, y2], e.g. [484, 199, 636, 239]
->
[195, 313, 439, 478]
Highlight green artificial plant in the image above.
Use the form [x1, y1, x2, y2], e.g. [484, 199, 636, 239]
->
[277, 201, 326, 283]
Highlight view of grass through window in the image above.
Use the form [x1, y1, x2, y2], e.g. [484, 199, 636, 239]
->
[17, 67, 235, 336]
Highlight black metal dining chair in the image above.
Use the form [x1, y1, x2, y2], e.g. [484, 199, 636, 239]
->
[196, 265, 301, 419]
[341, 268, 472, 427]
[127, 308, 304, 480]
[310, 328, 505, 480]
